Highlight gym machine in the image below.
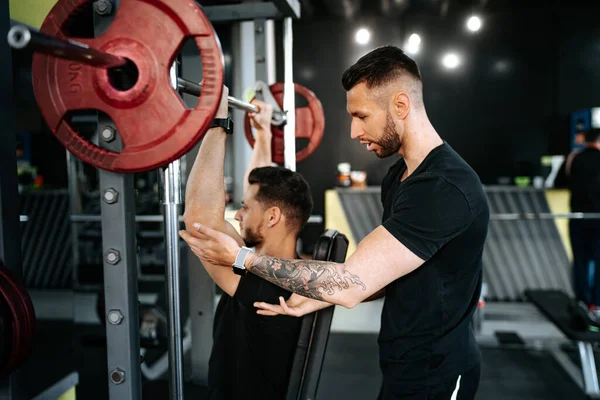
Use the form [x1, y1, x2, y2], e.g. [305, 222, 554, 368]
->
[1, 0, 331, 399]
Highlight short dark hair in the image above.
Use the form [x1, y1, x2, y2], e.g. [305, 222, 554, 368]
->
[248, 166, 313, 234]
[585, 128, 600, 143]
[341, 45, 422, 91]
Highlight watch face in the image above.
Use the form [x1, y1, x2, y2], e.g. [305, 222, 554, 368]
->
[232, 265, 246, 276]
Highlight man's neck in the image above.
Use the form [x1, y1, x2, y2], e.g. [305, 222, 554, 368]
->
[256, 234, 299, 259]
[399, 118, 443, 178]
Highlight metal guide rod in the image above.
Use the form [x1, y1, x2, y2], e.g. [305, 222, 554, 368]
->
[282, 17, 296, 171]
[6, 25, 262, 115]
[163, 63, 184, 400]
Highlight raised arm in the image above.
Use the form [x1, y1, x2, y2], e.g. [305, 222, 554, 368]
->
[243, 100, 273, 193]
[182, 85, 244, 296]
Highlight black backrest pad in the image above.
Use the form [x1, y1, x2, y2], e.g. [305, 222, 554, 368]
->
[286, 230, 350, 400]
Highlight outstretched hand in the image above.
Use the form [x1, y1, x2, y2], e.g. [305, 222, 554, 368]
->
[179, 223, 240, 267]
[254, 293, 332, 317]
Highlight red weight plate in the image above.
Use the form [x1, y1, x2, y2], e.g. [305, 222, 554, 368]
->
[0, 265, 36, 378]
[244, 83, 325, 164]
[32, 0, 224, 172]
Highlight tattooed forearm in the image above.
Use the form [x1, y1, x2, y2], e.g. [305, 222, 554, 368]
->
[248, 256, 366, 301]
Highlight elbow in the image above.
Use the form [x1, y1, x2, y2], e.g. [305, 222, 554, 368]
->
[183, 213, 203, 232]
[339, 295, 361, 310]
[183, 211, 222, 233]
[182, 213, 195, 231]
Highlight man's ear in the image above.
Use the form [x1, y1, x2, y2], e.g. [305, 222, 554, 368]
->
[392, 91, 411, 120]
[266, 206, 282, 228]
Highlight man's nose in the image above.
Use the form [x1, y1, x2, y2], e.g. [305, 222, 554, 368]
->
[350, 120, 362, 139]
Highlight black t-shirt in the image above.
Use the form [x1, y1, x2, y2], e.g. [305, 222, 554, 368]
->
[568, 147, 600, 212]
[379, 142, 489, 390]
[208, 272, 302, 400]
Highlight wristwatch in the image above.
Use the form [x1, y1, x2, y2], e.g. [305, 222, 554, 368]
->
[210, 117, 234, 134]
[232, 246, 253, 276]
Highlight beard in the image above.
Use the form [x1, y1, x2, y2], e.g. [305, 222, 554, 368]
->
[374, 112, 402, 158]
[243, 223, 264, 248]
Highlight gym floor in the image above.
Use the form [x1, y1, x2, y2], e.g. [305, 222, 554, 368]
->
[18, 297, 592, 399]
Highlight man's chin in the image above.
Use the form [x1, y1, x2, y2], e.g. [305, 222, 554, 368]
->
[374, 145, 401, 158]
[375, 150, 395, 158]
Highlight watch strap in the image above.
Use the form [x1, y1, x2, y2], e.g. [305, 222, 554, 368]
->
[210, 117, 234, 134]
[232, 246, 253, 275]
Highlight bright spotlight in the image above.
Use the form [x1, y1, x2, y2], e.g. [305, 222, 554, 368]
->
[442, 53, 461, 69]
[355, 28, 371, 45]
[408, 33, 421, 47]
[405, 33, 421, 55]
[466, 15, 482, 32]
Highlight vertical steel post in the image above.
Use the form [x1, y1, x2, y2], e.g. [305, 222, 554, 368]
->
[95, 3, 142, 398]
[282, 17, 296, 171]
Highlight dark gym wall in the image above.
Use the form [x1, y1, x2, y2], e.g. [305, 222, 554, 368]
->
[558, 8, 600, 115]
[283, 4, 600, 247]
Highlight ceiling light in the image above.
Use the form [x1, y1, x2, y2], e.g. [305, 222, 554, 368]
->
[405, 33, 421, 55]
[442, 53, 461, 69]
[466, 15, 482, 32]
[355, 28, 371, 45]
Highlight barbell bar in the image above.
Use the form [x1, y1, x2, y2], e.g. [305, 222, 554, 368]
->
[22, 214, 325, 224]
[489, 212, 600, 220]
[68, 214, 324, 224]
[21, 212, 600, 223]
[7, 25, 287, 126]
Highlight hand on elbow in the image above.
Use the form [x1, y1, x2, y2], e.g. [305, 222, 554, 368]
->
[182, 214, 212, 234]
[182, 214, 198, 232]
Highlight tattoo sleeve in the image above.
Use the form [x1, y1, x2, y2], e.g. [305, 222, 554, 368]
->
[248, 256, 366, 301]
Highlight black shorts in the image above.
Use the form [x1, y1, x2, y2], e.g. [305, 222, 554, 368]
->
[377, 364, 480, 400]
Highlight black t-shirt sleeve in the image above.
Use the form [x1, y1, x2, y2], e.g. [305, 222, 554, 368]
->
[234, 272, 293, 307]
[382, 177, 473, 261]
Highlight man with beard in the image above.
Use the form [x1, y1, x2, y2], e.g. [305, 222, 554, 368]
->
[181, 85, 313, 399]
[182, 46, 490, 400]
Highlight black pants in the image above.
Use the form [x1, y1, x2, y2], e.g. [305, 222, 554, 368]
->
[570, 219, 600, 306]
[377, 364, 480, 400]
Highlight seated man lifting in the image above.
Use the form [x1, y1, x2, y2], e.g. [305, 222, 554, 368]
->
[180, 85, 313, 400]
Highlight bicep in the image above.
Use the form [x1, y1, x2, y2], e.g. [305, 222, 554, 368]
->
[344, 226, 425, 304]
